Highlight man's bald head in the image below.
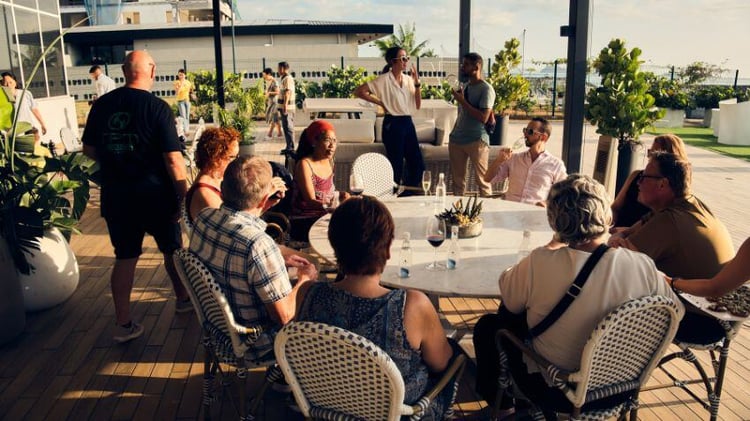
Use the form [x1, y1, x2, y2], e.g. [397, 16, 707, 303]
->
[122, 50, 155, 90]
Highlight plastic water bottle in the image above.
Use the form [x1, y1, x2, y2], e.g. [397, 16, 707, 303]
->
[398, 232, 412, 278]
[435, 173, 446, 210]
[446, 225, 460, 269]
[198, 117, 205, 132]
[517, 230, 532, 262]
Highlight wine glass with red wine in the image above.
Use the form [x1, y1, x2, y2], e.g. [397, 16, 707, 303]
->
[425, 215, 446, 270]
[350, 172, 365, 196]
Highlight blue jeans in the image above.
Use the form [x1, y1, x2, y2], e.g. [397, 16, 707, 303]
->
[177, 100, 190, 134]
[280, 110, 295, 151]
[382, 115, 425, 187]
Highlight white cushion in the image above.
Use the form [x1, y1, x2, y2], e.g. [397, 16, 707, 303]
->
[374, 117, 436, 144]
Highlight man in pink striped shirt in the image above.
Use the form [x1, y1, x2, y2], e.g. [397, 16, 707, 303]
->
[484, 117, 567, 206]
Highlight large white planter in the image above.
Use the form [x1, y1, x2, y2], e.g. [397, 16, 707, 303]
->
[653, 108, 685, 128]
[239, 143, 256, 157]
[18, 228, 79, 312]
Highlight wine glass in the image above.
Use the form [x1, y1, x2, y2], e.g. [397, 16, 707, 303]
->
[511, 136, 526, 150]
[421, 170, 432, 205]
[445, 74, 460, 92]
[350, 173, 364, 196]
[425, 215, 446, 270]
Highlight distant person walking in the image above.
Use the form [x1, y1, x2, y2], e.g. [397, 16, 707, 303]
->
[448, 52, 495, 197]
[262, 68, 282, 140]
[355, 46, 425, 190]
[173, 68, 193, 136]
[89, 65, 116, 102]
[278, 61, 296, 154]
[83, 50, 191, 344]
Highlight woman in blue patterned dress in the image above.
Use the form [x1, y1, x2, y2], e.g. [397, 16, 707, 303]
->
[295, 196, 458, 419]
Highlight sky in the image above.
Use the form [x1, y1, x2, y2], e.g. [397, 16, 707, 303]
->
[236, 0, 750, 79]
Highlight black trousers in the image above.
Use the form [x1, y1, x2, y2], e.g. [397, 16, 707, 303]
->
[280, 111, 295, 151]
[382, 115, 425, 187]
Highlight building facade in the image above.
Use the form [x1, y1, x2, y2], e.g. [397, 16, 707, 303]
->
[1, 0, 66, 99]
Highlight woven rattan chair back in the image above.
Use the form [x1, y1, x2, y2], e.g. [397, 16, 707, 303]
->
[573, 295, 680, 406]
[275, 321, 408, 420]
[352, 152, 397, 198]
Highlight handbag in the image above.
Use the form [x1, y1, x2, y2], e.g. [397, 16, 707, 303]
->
[527, 244, 610, 338]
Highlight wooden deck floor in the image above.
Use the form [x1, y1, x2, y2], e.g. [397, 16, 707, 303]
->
[1, 190, 749, 420]
[2, 120, 750, 420]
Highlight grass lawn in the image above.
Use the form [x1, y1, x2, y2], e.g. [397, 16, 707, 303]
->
[646, 126, 750, 162]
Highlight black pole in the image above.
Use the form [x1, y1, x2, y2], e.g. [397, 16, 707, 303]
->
[212, 0, 225, 108]
[552, 59, 558, 117]
[670, 65, 675, 82]
[340, 56, 344, 69]
[734, 70, 739, 91]
[458, 0, 471, 83]
[104, 63, 109, 75]
[262, 57, 266, 72]
[183, 59, 187, 72]
[230, 0, 236, 74]
[560, 0, 591, 174]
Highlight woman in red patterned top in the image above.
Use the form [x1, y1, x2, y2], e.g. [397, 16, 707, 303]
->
[290, 120, 349, 240]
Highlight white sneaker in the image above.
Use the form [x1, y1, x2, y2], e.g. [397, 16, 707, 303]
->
[113, 321, 144, 343]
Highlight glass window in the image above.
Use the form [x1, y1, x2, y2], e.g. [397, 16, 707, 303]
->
[40, 14, 65, 96]
[12, 8, 46, 97]
[13, 0, 38, 9]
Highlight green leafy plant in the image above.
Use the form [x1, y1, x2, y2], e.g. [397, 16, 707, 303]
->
[322, 65, 373, 98]
[1, 18, 95, 274]
[295, 80, 322, 109]
[691, 85, 736, 109]
[584, 39, 663, 146]
[421, 81, 456, 103]
[438, 195, 483, 227]
[488, 38, 530, 114]
[372, 22, 435, 57]
[644, 72, 689, 110]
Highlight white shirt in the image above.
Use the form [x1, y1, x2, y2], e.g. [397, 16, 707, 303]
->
[13, 89, 41, 131]
[490, 149, 567, 204]
[367, 71, 417, 116]
[500, 246, 684, 372]
[95, 73, 116, 97]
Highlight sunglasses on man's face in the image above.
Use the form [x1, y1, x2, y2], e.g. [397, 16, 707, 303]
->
[523, 127, 543, 136]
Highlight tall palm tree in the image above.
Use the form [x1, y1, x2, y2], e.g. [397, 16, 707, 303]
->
[373, 23, 435, 58]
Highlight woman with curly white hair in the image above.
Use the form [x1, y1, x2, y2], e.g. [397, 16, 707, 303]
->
[472, 174, 684, 420]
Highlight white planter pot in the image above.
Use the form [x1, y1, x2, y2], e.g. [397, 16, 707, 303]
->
[239, 143, 256, 157]
[18, 228, 80, 312]
[653, 108, 685, 128]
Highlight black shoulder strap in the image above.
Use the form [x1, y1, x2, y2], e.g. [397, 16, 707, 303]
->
[528, 244, 610, 338]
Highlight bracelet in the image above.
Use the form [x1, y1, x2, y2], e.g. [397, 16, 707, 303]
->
[414, 82, 421, 88]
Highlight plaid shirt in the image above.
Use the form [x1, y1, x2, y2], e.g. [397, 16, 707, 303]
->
[189, 206, 291, 361]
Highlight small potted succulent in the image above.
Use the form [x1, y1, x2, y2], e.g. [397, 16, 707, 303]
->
[438, 195, 483, 238]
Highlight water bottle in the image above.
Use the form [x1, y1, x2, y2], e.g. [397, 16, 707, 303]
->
[435, 173, 446, 210]
[517, 230, 532, 262]
[198, 117, 205, 132]
[446, 225, 460, 269]
[398, 232, 412, 278]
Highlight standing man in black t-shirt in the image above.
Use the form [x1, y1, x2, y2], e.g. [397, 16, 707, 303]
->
[83, 50, 191, 343]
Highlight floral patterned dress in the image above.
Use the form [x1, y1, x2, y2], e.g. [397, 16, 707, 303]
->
[297, 282, 456, 420]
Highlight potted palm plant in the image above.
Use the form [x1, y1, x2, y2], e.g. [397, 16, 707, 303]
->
[488, 38, 531, 145]
[645, 73, 688, 128]
[214, 77, 265, 156]
[585, 39, 663, 193]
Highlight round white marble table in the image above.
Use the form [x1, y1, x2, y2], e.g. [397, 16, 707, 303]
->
[308, 195, 554, 298]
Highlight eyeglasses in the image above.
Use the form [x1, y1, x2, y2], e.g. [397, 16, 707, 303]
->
[393, 56, 410, 63]
[320, 137, 337, 145]
[522, 127, 543, 136]
[637, 173, 664, 182]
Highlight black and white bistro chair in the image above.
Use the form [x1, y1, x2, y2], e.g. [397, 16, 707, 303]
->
[495, 295, 681, 421]
[274, 321, 467, 420]
[173, 249, 282, 420]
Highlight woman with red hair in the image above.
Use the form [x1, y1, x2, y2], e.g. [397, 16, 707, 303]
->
[290, 120, 348, 241]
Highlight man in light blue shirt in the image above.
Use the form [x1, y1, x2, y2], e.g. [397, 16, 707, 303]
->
[448, 52, 496, 196]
